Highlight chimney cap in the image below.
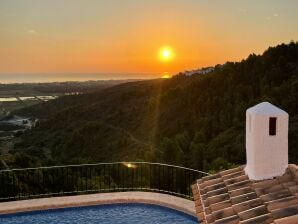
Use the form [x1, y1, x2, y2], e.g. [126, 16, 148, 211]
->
[247, 102, 288, 116]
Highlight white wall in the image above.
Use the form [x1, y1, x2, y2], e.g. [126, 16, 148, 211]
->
[245, 103, 288, 180]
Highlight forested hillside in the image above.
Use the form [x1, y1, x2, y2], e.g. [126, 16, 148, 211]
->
[6, 42, 298, 172]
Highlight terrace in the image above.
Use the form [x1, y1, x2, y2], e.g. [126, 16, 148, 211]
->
[0, 162, 207, 223]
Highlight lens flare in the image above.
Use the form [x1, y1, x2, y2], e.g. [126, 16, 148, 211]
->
[122, 162, 137, 168]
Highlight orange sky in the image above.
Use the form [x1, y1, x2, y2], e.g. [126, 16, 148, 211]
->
[0, 0, 297, 79]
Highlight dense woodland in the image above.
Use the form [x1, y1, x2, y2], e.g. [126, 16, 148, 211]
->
[3, 42, 298, 173]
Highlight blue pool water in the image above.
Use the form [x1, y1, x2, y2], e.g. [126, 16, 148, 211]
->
[0, 203, 198, 224]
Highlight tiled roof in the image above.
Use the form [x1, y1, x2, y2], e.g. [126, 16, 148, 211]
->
[192, 164, 298, 224]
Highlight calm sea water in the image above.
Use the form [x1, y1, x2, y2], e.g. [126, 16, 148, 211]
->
[0, 73, 156, 84]
[0, 203, 198, 224]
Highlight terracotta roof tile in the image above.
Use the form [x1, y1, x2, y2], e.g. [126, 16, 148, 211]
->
[224, 175, 249, 186]
[227, 180, 251, 191]
[288, 185, 298, 195]
[239, 214, 273, 224]
[276, 174, 293, 184]
[203, 182, 227, 193]
[238, 205, 268, 220]
[206, 187, 228, 198]
[201, 173, 221, 182]
[231, 192, 258, 205]
[192, 164, 298, 224]
[232, 198, 263, 213]
[197, 211, 206, 221]
[267, 196, 298, 211]
[288, 164, 298, 179]
[229, 187, 253, 198]
[251, 179, 279, 189]
[219, 166, 243, 177]
[195, 204, 204, 213]
[206, 214, 215, 223]
[282, 181, 297, 188]
[207, 193, 230, 205]
[205, 206, 212, 215]
[210, 200, 233, 212]
[212, 207, 237, 220]
[222, 171, 245, 181]
[194, 200, 201, 206]
[213, 214, 240, 224]
[271, 204, 298, 220]
[274, 214, 298, 224]
[201, 178, 224, 188]
[260, 189, 292, 203]
[202, 194, 208, 201]
[254, 184, 284, 196]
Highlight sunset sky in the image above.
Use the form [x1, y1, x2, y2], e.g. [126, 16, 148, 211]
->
[0, 0, 298, 79]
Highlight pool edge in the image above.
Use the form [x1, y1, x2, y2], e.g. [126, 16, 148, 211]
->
[0, 192, 196, 218]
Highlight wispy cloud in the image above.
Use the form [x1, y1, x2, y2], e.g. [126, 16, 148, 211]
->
[27, 29, 37, 35]
[266, 13, 279, 21]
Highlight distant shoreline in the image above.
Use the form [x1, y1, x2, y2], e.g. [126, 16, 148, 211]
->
[0, 79, 147, 85]
[0, 73, 159, 84]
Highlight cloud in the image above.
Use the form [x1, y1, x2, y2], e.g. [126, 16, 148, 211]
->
[27, 29, 37, 35]
[266, 13, 279, 21]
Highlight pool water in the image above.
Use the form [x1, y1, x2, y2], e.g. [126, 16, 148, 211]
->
[0, 203, 198, 224]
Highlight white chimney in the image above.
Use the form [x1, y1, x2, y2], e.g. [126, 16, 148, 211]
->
[245, 102, 289, 180]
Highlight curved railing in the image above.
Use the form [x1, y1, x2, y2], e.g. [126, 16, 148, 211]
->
[0, 162, 208, 202]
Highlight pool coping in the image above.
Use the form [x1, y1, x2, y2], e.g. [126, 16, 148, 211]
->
[0, 192, 196, 217]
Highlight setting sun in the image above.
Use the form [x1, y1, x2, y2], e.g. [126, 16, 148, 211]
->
[158, 47, 174, 62]
[161, 72, 171, 79]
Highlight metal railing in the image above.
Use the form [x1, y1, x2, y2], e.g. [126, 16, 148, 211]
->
[0, 162, 208, 202]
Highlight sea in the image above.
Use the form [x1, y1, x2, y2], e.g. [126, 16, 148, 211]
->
[0, 73, 157, 84]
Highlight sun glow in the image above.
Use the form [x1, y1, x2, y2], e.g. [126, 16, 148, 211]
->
[162, 72, 171, 79]
[158, 46, 174, 62]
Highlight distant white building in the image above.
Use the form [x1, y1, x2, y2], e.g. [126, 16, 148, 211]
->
[185, 67, 214, 77]
[245, 102, 289, 180]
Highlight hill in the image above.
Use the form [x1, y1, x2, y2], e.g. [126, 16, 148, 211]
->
[5, 42, 298, 172]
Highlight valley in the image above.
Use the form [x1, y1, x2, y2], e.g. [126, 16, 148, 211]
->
[0, 43, 296, 172]
[0, 80, 138, 168]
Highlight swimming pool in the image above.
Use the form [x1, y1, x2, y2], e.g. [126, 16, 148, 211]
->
[0, 203, 198, 224]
